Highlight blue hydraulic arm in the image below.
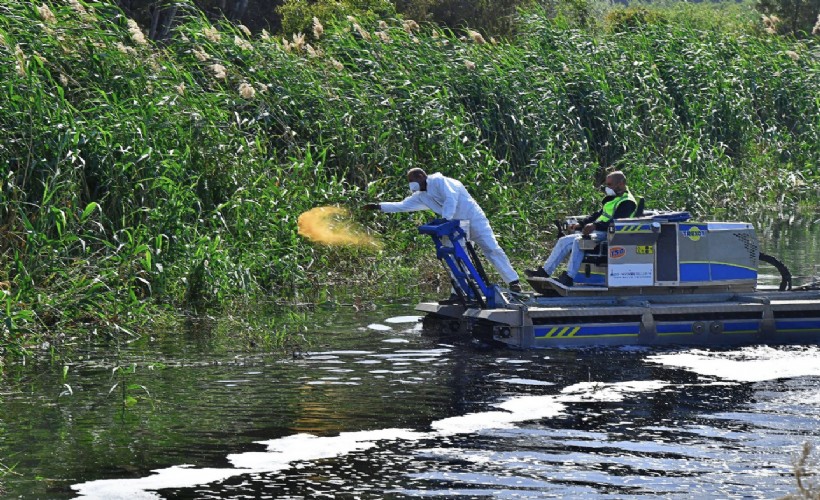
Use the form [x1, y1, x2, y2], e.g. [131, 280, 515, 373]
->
[418, 219, 496, 308]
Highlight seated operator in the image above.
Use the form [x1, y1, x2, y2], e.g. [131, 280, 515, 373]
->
[525, 170, 637, 286]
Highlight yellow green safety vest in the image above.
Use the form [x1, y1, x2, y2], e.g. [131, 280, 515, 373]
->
[596, 190, 637, 223]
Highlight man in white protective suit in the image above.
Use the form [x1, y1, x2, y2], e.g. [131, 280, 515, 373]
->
[363, 168, 522, 293]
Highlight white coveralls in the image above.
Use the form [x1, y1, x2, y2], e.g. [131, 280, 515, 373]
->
[379, 173, 519, 284]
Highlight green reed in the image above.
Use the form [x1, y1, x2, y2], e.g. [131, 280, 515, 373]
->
[0, 0, 817, 352]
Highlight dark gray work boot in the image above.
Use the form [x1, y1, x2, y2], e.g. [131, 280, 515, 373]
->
[524, 268, 550, 279]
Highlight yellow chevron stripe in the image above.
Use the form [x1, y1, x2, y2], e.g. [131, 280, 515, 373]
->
[540, 333, 639, 340]
[616, 224, 652, 233]
[540, 326, 593, 338]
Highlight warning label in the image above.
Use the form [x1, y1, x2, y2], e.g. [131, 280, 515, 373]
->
[608, 263, 654, 287]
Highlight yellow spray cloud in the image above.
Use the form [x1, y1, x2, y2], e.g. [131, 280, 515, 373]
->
[297, 206, 382, 249]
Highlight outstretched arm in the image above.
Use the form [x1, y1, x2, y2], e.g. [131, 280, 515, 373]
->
[377, 195, 430, 213]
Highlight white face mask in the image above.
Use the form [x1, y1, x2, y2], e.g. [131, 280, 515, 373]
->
[604, 187, 616, 197]
[409, 181, 421, 193]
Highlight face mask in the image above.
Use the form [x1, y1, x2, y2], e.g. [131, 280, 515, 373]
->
[409, 181, 421, 193]
[605, 187, 616, 197]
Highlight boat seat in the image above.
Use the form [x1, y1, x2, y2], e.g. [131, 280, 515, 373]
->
[579, 233, 608, 267]
[634, 197, 645, 217]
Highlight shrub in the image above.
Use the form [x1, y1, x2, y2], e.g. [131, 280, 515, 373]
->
[278, 0, 396, 39]
[605, 7, 668, 32]
[394, 0, 535, 38]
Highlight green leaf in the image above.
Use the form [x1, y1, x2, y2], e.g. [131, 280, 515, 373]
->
[81, 202, 99, 222]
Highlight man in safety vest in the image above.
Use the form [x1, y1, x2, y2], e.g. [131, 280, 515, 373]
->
[525, 171, 637, 286]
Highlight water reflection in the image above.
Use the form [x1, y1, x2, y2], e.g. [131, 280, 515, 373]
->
[63, 343, 820, 499]
[755, 212, 820, 285]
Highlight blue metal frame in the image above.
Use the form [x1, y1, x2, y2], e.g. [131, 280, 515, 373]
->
[418, 219, 496, 308]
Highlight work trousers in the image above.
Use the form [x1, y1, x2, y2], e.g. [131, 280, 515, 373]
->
[470, 219, 518, 284]
[542, 231, 606, 279]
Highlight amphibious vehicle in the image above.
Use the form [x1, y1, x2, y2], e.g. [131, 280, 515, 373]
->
[415, 212, 820, 348]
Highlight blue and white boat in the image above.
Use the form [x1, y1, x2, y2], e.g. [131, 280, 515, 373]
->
[415, 213, 820, 348]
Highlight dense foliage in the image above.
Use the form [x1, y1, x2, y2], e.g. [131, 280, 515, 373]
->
[277, 0, 397, 39]
[755, 0, 820, 38]
[0, 0, 818, 354]
[115, 0, 820, 41]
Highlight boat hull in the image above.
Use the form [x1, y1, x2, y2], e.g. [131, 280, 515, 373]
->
[417, 290, 820, 348]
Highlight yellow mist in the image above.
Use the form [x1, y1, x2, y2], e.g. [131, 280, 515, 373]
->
[297, 206, 382, 249]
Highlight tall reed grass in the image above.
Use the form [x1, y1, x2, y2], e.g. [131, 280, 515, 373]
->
[0, 0, 817, 351]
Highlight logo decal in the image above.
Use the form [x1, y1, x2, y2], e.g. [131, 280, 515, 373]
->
[681, 227, 706, 241]
[609, 246, 626, 259]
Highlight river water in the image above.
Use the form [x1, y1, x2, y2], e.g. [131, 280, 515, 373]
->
[1, 215, 820, 499]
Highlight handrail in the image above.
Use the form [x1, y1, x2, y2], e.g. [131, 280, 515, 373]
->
[418, 219, 496, 308]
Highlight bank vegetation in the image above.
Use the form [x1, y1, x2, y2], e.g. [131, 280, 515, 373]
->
[0, 0, 818, 354]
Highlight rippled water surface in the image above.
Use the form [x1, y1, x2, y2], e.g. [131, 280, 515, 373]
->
[1, 302, 819, 499]
[1, 216, 820, 499]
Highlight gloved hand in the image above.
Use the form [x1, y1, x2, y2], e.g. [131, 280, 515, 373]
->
[362, 203, 381, 211]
